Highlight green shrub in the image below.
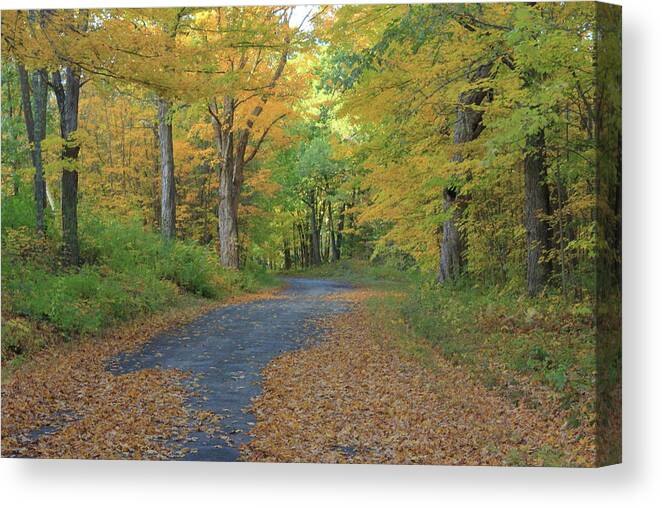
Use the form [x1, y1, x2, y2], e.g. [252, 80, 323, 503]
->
[1, 186, 55, 234]
[3, 261, 178, 336]
[369, 242, 417, 271]
[156, 241, 221, 298]
[1, 188, 37, 232]
[1, 203, 276, 352]
[372, 274, 595, 414]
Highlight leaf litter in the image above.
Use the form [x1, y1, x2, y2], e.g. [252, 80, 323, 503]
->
[242, 289, 596, 466]
[1, 290, 279, 460]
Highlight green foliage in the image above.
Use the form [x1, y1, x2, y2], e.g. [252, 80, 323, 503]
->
[293, 259, 418, 288]
[80, 215, 219, 298]
[369, 242, 417, 271]
[3, 252, 178, 338]
[1, 194, 277, 361]
[1, 183, 54, 233]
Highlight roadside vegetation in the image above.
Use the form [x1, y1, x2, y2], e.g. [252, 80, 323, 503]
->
[297, 259, 596, 455]
[1, 187, 276, 373]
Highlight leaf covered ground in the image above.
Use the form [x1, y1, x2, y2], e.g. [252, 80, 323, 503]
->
[1, 290, 280, 459]
[242, 289, 596, 466]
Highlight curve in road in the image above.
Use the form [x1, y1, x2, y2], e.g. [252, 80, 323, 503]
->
[109, 277, 353, 461]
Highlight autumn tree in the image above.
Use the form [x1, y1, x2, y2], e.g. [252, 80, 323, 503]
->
[3, 9, 89, 263]
[203, 7, 301, 268]
[16, 62, 48, 235]
[319, 2, 598, 295]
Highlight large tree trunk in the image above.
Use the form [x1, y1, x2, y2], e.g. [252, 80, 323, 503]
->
[210, 97, 245, 270]
[17, 64, 47, 235]
[207, 36, 289, 269]
[158, 98, 176, 240]
[151, 124, 162, 229]
[51, 66, 81, 266]
[438, 188, 464, 282]
[437, 63, 492, 283]
[208, 39, 289, 270]
[61, 169, 79, 264]
[218, 160, 241, 269]
[524, 130, 551, 296]
[5, 76, 21, 196]
[438, 63, 493, 283]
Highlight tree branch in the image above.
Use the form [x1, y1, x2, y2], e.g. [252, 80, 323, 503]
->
[244, 113, 287, 164]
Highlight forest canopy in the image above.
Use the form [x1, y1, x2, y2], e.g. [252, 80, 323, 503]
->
[1, 2, 619, 297]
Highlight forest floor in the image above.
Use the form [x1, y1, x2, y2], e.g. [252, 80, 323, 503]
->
[1, 279, 351, 459]
[1, 275, 596, 465]
[243, 287, 595, 466]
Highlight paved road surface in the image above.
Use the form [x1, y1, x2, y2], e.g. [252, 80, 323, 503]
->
[110, 278, 353, 461]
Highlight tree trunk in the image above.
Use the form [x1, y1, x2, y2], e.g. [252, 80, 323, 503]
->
[158, 98, 176, 240]
[283, 240, 292, 270]
[437, 62, 492, 283]
[322, 204, 330, 263]
[5, 75, 20, 196]
[51, 66, 81, 266]
[309, 194, 321, 266]
[151, 124, 161, 229]
[329, 201, 340, 261]
[299, 222, 309, 267]
[524, 130, 551, 296]
[17, 64, 47, 235]
[438, 188, 464, 283]
[218, 158, 241, 269]
[336, 203, 346, 259]
[61, 169, 79, 264]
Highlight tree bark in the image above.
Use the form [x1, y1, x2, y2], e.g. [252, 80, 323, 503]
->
[524, 130, 551, 296]
[437, 62, 492, 283]
[309, 195, 322, 266]
[5, 74, 20, 196]
[218, 157, 241, 268]
[61, 169, 79, 264]
[17, 64, 47, 235]
[151, 124, 161, 229]
[51, 66, 81, 266]
[208, 36, 290, 269]
[158, 98, 176, 240]
[209, 97, 245, 269]
[283, 240, 292, 270]
[336, 203, 346, 258]
[329, 201, 340, 261]
[438, 188, 464, 282]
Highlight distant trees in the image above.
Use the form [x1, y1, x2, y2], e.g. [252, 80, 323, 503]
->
[260, 120, 355, 270]
[323, 2, 600, 297]
[0, 3, 613, 300]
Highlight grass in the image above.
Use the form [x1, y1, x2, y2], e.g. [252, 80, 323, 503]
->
[1, 190, 277, 370]
[370, 282, 595, 419]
